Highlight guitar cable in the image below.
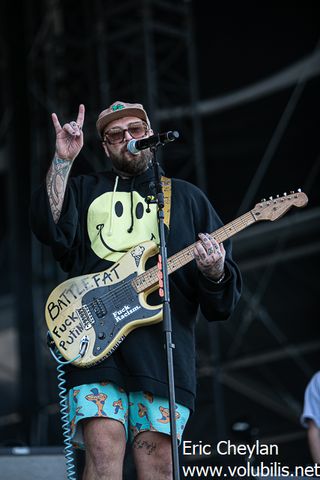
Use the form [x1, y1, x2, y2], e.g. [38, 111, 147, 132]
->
[47, 333, 89, 480]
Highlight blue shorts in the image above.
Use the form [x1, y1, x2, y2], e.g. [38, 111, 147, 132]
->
[68, 382, 190, 450]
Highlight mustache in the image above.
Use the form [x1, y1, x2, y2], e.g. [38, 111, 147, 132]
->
[120, 143, 134, 156]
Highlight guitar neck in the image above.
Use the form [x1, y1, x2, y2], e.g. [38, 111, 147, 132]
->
[133, 210, 256, 293]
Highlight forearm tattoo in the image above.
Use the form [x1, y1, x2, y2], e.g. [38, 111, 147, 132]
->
[46, 154, 72, 224]
[132, 438, 157, 455]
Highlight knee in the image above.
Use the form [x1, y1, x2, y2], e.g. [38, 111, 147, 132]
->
[86, 443, 112, 476]
[145, 452, 173, 478]
[83, 418, 126, 476]
[152, 457, 173, 478]
[133, 432, 173, 479]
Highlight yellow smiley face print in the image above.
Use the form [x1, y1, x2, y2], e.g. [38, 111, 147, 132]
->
[87, 191, 160, 262]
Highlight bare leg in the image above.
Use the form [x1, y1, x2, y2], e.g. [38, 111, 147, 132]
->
[82, 417, 126, 480]
[132, 431, 173, 480]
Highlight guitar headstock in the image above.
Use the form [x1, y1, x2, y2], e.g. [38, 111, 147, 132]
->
[251, 190, 308, 222]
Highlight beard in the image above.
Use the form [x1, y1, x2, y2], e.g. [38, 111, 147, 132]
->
[108, 144, 153, 176]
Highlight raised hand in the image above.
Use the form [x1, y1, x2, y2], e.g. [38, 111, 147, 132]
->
[52, 104, 85, 161]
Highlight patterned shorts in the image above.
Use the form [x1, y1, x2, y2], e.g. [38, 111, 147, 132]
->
[68, 382, 190, 450]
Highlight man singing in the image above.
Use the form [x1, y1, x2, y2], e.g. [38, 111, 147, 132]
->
[30, 101, 242, 480]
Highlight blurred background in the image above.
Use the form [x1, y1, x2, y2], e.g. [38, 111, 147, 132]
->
[0, 0, 319, 477]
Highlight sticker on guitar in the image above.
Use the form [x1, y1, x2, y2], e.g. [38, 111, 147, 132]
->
[112, 304, 142, 323]
[131, 245, 146, 267]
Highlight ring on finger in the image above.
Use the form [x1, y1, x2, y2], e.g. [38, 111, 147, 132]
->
[71, 121, 81, 129]
[207, 247, 213, 255]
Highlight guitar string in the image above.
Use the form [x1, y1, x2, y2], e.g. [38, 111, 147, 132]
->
[61, 198, 297, 324]
[97, 198, 296, 299]
[70, 197, 296, 319]
[129, 212, 256, 292]
[79, 211, 256, 314]
[97, 198, 295, 298]
[134, 211, 255, 289]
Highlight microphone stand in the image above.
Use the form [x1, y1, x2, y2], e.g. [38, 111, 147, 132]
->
[149, 143, 180, 480]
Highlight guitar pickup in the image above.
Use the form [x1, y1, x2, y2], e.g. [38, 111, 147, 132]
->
[77, 305, 95, 330]
[91, 298, 107, 318]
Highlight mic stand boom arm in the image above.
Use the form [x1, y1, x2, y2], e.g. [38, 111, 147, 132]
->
[149, 144, 181, 480]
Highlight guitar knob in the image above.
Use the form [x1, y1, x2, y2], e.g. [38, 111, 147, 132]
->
[98, 332, 106, 340]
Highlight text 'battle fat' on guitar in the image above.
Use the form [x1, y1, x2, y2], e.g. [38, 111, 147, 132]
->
[45, 190, 308, 367]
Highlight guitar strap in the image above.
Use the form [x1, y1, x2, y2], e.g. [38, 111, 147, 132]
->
[161, 176, 172, 229]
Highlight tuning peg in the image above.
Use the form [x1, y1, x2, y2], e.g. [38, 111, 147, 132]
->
[297, 188, 301, 192]
[283, 192, 287, 196]
[276, 194, 279, 198]
[260, 198, 266, 202]
[290, 190, 294, 194]
[269, 196, 273, 200]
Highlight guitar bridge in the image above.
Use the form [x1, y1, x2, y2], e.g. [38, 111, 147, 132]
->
[77, 305, 95, 330]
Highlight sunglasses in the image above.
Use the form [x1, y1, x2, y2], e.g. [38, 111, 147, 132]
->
[103, 121, 149, 145]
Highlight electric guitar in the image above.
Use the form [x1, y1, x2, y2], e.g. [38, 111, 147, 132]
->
[46, 190, 308, 367]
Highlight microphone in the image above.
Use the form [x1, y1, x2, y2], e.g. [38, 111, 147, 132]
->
[127, 130, 179, 155]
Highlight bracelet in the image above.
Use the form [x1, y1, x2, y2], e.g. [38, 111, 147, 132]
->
[212, 272, 225, 284]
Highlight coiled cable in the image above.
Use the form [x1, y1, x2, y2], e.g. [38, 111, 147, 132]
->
[52, 350, 80, 480]
[48, 335, 89, 480]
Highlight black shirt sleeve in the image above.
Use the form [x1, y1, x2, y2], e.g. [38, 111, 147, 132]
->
[29, 179, 81, 271]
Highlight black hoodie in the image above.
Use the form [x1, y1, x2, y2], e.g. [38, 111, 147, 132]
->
[30, 166, 241, 411]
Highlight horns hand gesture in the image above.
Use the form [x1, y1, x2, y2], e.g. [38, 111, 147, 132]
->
[51, 104, 85, 161]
